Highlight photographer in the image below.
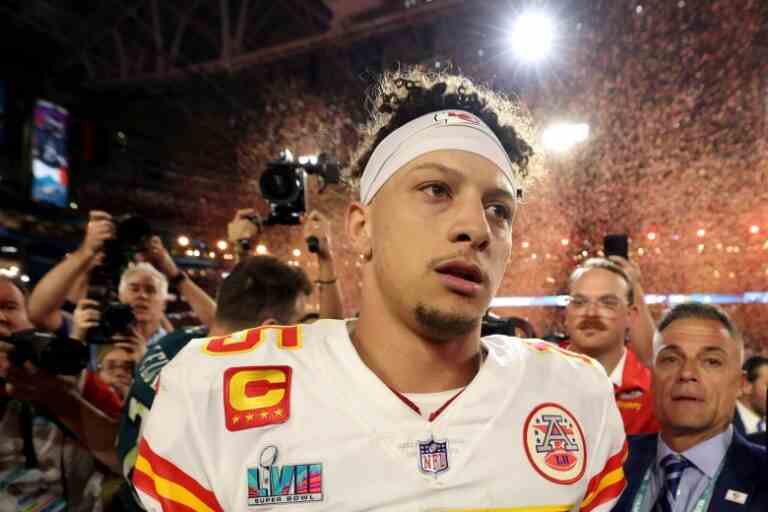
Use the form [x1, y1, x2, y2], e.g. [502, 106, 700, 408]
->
[28, 210, 216, 342]
[0, 276, 108, 510]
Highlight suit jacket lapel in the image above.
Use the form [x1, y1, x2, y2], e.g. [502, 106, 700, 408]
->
[709, 434, 760, 512]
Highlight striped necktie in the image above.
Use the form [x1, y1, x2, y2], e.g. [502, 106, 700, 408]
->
[654, 453, 692, 512]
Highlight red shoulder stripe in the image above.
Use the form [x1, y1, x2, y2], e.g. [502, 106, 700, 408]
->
[580, 441, 628, 511]
[133, 437, 223, 512]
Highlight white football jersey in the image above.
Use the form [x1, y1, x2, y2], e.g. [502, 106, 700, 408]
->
[134, 319, 627, 512]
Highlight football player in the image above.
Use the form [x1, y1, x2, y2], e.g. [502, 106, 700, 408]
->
[134, 68, 627, 511]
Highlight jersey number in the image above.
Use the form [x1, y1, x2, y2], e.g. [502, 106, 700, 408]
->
[202, 325, 302, 355]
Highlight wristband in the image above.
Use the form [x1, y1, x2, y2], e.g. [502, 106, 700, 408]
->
[237, 239, 252, 252]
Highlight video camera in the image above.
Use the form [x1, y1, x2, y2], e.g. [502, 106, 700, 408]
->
[2, 329, 89, 376]
[85, 214, 151, 344]
[259, 151, 341, 225]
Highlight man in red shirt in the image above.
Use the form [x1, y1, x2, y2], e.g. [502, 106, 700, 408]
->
[564, 257, 660, 435]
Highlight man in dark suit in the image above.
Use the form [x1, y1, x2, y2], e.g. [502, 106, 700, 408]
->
[614, 302, 767, 512]
[734, 356, 767, 438]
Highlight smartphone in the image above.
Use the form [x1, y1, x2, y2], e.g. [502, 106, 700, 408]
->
[604, 234, 629, 259]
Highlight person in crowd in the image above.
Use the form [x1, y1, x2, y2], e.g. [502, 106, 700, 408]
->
[734, 356, 767, 440]
[68, 290, 149, 421]
[95, 346, 137, 402]
[134, 67, 626, 511]
[564, 257, 660, 434]
[0, 275, 106, 510]
[27, 210, 216, 341]
[229, 206, 345, 319]
[614, 302, 768, 512]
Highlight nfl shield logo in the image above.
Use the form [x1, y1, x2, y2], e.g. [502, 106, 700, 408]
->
[418, 438, 449, 475]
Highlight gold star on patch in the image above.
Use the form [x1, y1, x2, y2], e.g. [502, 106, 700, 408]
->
[245, 413, 254, 421]
[274, 408, 283, 417]
[232, 416, 240, 424]
[261, 411, 270, 419]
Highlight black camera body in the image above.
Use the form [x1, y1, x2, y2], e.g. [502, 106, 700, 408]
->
[260, 160, 306, 225]
[259, 153, 341, 226]
[99, 215, 153, 283]
[2, 329, 89, 375]
[481, 315, 536, 338]
[84, 301, 135, 345]
[84, 214, 147, 344]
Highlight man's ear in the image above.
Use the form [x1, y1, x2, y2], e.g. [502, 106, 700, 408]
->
[738, 371, 750, 398]
[346, 201, 373, 260]
[627, 304, 640, 323]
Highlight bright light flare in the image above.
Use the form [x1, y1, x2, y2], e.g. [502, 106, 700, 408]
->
[509, 11, 556, 63]
[542, 122, 590, 152]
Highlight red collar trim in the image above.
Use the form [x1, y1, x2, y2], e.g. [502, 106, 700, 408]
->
[387, 385, 466, 422]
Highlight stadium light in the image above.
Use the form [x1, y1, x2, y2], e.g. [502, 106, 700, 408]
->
[510, 11, 555, 63]
[542, 122, 590, 152]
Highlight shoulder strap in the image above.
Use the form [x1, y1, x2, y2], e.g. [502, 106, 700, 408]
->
[19, 401, 39, 469]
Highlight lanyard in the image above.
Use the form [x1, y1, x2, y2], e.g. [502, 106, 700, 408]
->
[631, 458, 726, 512]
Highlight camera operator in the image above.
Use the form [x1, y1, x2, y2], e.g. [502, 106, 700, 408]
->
[69, 295, 147, 418]
[228, 207, 345, 319]
[28, 210, 216, 342]
[80, 331, 145, 422]
[0, 276, 108, 510]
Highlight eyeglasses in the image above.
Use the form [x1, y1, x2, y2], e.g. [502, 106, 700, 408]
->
[566, 295, 627, 316]
[98, 361, 135, 374]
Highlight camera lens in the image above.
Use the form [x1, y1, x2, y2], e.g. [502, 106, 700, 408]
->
[260, 165, 302, 204]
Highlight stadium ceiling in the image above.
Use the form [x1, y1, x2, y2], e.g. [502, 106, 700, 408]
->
[1, 0, 468, 89]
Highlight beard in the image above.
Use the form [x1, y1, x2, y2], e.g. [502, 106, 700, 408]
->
[414, 304, 478, 342]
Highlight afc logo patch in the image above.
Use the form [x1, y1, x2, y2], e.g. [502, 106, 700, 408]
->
[223, 366, 291, 431]
[523, 403, 587, 484]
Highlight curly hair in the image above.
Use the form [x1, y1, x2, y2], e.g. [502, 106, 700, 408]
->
[345, 67, 538, 190]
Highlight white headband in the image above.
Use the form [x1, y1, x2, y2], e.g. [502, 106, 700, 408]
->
[359, 110, 518, 205]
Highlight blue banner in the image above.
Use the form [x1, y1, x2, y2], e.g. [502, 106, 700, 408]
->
[31, 99, 69, 207]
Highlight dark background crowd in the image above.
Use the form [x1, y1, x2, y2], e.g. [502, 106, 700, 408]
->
[0, 0, 766, 510]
